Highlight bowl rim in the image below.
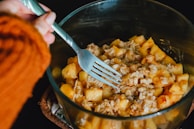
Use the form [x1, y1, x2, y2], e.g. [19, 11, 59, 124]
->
[47, 0, 194, 120]
[59, 0, 194, 27]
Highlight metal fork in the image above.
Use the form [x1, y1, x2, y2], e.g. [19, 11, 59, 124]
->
[21, 0, 121, 91]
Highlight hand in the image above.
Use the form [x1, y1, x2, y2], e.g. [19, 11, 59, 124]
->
[0, 0, 56, 45]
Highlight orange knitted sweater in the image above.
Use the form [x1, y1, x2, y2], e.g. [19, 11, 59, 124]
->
[0, 12, 51, 129]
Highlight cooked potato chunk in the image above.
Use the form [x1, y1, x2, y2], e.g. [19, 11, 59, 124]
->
[169, 63, 183, 75]
[130, 35, 146, 45]
[85, 88, 103, 102]
[60, 83, 74, 99]
[79, 71, 88, 84]
[62, 63, 78, 79]
[150, 44, 166, 61]
[139, 37, 154, 56]
[101, 119, 123, 129]
[162, 55, 176, 64]
[145, 119, 157, 129]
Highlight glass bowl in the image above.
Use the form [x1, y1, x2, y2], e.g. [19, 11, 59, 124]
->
[47, 0, 194, 129]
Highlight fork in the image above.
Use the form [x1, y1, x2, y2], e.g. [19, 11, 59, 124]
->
[21, 0, 122, 91]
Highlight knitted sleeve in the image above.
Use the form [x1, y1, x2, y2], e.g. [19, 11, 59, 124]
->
[0, 12, 51, 129]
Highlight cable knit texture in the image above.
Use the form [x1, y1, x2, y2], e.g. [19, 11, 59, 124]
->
[0, 12, 51, 129]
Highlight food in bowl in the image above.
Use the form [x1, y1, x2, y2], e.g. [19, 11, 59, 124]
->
[60, 35, 189, 118]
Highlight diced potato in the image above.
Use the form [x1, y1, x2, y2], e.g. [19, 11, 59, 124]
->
[62, 63, 78, 79]
[154, 87, 163, 96]
[110, 39, 122, 46]
[78, 115, 101, 129]
[157, 95, 171, 109]
[99, 55, 108, 61]
[128, 120, 145, 129]
[60, 83, 74, 99]
[75, 96, 84, 104]
[79, 71, 88, 84]
[102, 85, 113, 99]
[153, 73, 173, 87]
[65, 78, 75, 86]
[168, 93, 183, 103]
[117, 99, 129, 111]
[150, 44, 166, 61]
[121, 74, 130, 85]
[82, 100, 93, 111]
[80, 121, 92, 129]
[91, 117, 101, 129]
[76, 113, 90, 128]
[153, 115, 167, 125]
[152, 76, 164, 87]
[129, 35, 138, 41]
[67, 56, 78, 64]
[178, 80, 189, 93]
[111, 58, 122, 64]
[177, 73, 189, 82]
[85, 88, 103, 102]
[51, 67, 61, 78]
[111, 45, 126, 57]
[161, 70, 171, 77]
[67, 56, 82, 72]
[101, 119, 123, 129]
[139, 37, 154, 56]
[145, 119, 157, 129]
[130, 35, 146, 45]
[170, 63, 183, 75]
[165, 109, 180, 121]
[169, 83, 183, 95]
[141, 55, 157, 64]
[162, 55, 176, 65]
[76, 112, 90, 122]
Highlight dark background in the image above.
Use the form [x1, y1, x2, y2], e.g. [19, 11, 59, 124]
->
[11, 0, 194, 129]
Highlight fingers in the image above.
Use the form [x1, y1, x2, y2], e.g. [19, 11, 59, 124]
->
[0, 0, 21, 13]
[33, 11, 56, 45]
[0, 0, 56, 45]
[0, 0, 51, 20]
[43, 32, 56, 45]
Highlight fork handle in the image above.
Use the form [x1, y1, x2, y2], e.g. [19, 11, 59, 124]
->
[23, 0, 81, 53]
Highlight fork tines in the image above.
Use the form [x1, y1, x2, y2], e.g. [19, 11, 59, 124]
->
[89, 60, 122, 92]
